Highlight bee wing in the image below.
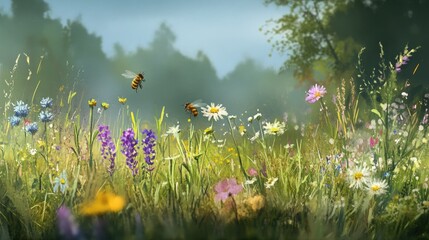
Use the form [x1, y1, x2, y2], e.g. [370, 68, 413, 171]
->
[191, 99, 206, 108]
[122, 70, 137, 78]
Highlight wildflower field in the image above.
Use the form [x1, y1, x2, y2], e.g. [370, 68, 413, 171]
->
[1, 46, 429, 240]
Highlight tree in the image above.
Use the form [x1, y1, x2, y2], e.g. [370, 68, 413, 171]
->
[263, 0, 351, 82]
[264, 0, 429, 86]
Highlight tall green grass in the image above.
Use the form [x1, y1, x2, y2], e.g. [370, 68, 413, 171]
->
[1, 46, 429, 239]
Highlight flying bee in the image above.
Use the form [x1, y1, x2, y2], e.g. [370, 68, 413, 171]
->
[184, 99, 204, 117]
[122, 70, 145, 92]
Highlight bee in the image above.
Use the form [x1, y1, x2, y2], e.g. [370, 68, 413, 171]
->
[184, 99, 204, 117]
[122, 70, 145, 92]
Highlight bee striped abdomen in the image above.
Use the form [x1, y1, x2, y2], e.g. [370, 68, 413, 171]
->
[131, 75, 144, 90]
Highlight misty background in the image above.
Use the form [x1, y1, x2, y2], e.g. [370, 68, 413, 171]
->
[1, 0, 428, 127]
[0, 0, 308, 125]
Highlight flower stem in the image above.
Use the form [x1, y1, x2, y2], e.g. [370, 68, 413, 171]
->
[89, 106, 94, 170]
[227, 118, 248, 180]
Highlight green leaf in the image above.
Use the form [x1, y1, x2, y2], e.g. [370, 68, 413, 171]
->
[371, 109, 382, 118]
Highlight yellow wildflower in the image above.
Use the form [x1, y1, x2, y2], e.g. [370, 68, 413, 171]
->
[101, 102, 109, 110]
[204, 126, 214, 135]
[238, 125, 246, 136]
[80, 191, 125, 216]
[118, 97, 127, 104]
[88, 99, 97, 107]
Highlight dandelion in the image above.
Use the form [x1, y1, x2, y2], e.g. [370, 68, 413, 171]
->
[39, 110, 54, 123]
[13, 100, 29, 118]
[25, 122, 38, 135]
[57, 205, 80, 239]
[214, 178, 243, 202]
[305, 84, 327, 103]
[98, 125, 116, 175]
[121, 128, 139, 176]
[263, 120, 286, 136]
[53, 170, 68, 194]
[9, 115, 21, 127]
[348, 166, 370, 189]
[80, 191, 126, 216]
[142, 129, 156, 166]
[202, 103, 228, 121]
[366, 179, 388, 196]
[88, 98, 97, 107]
[118, 97, 127, 104]
[40, 97, 53, 108]
[265, 177, 278, 189]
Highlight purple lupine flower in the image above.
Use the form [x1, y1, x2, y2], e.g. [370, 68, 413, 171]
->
[56, 205, 80, 239]
[141, 129, 156, 168]
[98, 125, 116, 175]
[121, 128, 139, 176]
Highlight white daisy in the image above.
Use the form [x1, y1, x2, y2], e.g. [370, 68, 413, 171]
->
[245, 177, 257, 185]
[348, 166, 370, 189]
[263, 120, 286, 136]
[366, 179, 388, 196]
[201, 103, 228, 121]
[166, 125, 181, 137]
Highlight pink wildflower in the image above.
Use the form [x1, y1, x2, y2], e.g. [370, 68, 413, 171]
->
[214, 178, 243, 202]
[305, 84, 327, 103]
[370, 137, 379, 148]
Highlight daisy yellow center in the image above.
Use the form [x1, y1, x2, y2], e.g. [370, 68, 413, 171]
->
[60, 178, 66, 184]
[371, 185, 381, 192]
[210, 107, 219, 113]
[354, 172, 364, 180]
[314, 91, 322, 98]
[270, 127, 280, 133]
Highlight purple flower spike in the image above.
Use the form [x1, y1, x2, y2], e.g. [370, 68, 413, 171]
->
[121, 128, 139, 176]
[142, 129, 156, 167]
[214, 178, 243, 202]
[98, 125, 116, 175]
[57, 205, 80, 239]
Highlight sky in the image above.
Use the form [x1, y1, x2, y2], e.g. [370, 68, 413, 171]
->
[0, 0, 288, 77]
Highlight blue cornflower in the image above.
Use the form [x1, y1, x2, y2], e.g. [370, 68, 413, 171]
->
[9, 115, 21, 127]
[13, 100, 29, 118]
[53, 171, 68, 194]
[142, 129, 156, 167]
[121, 128, 139, 176]
[25, 122, 38, 135]
[40, 97, 53, 108]
[98, 125, 116, 175]
[39, 110, 54, 123]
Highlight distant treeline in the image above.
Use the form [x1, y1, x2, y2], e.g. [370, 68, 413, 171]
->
[0, 0, 307, 124]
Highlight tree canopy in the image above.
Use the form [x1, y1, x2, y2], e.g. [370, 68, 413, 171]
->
[264, 0, 428, 87]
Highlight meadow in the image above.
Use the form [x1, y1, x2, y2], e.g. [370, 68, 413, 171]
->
[1, 46, 429, 240]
